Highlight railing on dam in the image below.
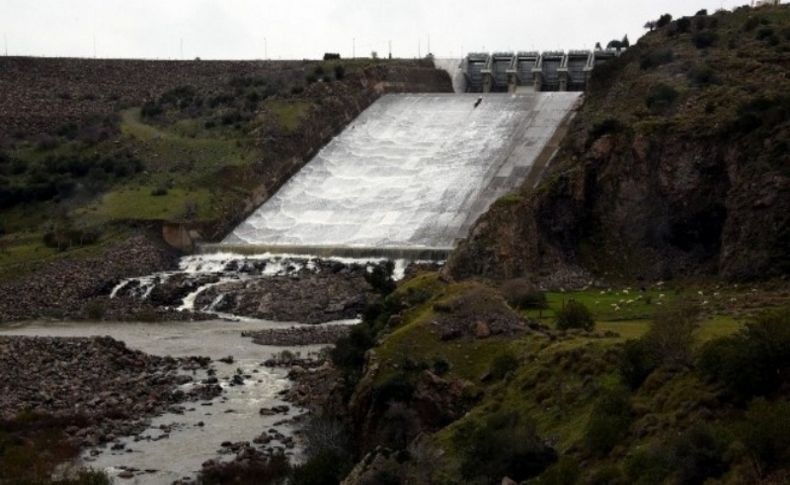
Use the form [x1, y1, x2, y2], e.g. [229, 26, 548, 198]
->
[463, 49, 622, 93]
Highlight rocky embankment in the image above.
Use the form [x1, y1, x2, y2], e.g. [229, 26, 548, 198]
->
[448, 6, 789, 283]
[0, 335, 220, 449]
[0, 232, 180, 322]
[112, 257, 387, 324]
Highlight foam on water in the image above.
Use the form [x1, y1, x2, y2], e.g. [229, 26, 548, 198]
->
[225, 92, 580, 251]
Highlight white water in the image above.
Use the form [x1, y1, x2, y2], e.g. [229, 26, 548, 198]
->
[0, 320, 328, 485]
[225, 93, 581, 250]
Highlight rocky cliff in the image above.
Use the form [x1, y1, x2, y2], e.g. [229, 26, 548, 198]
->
[448, 5, 789, 283]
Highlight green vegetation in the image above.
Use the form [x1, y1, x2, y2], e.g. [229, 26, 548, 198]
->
[328, 269, 789, 484]
[555, 300, 595, 331]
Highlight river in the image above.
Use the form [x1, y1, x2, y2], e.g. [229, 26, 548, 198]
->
[0, 319, 333, 484]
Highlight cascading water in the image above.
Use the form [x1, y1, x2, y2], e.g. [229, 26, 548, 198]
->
[223, 92, 581, 252]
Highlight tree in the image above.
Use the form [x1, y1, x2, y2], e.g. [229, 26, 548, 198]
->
[657, 14, 673, 28]
[644, 20, 658, 31]
[622, 35, 631, 48]
[556, 300, 595, 331]
[595, 41, 603, 50]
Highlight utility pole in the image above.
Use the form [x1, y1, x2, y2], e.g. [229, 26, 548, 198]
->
[388, 40, 392, 59]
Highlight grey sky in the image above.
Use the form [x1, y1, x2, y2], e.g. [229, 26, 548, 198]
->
[0, 1, 774, 60]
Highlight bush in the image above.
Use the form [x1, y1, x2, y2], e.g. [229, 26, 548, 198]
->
[643, 300, 699, 367]
[695, 9, 708, 16]
[334, 64, 346, 80]
[640, 48, 674, 70]
[671, 425, 728, 484]
[739, 398, 790, 476]
[500, 279, 548, 311]
[150, 186, 168, 196]
[584, 387, 632, 456]
[698, 310, 790, 401]
[676, 17, 692, 33]
[290, 448, 352, 485]
[589, 117, 624, 139]
[531, 456, 581, 485]
[624, 446, 673, 484]
[364, 261, 396, 295]
[84, 301, 106, 321]
[555, 300, 595, 331]
[454, 411, 557, 483]
[656, 14, 673, 28]
[619, 338, 657, 390]
[371, 373, 415, 411]
[490, 351, 519, 380]
[692, 31, 717, 48]
[688, 64, 720, 87]
[645, 83, 679, 113]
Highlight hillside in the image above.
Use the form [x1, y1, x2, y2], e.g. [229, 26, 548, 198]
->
[0, 57, 451, 320]
[448, 4, 790, 283]
[276, 7, 790, 485]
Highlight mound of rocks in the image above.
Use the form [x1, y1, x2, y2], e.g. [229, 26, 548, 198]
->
[0, 336, 220, 448]
[243, 325, 352, 346]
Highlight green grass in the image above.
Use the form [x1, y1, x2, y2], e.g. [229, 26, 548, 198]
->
[121, 108, 255, 172]
[73, 186, 214, 223]
[265, 100, 310, 131]
[524, 288, 677, 322]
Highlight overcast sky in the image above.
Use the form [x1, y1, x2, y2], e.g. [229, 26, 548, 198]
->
[0, 0, 780, 60]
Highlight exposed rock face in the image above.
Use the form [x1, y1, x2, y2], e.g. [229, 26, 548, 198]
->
[448, 8, 789, 283]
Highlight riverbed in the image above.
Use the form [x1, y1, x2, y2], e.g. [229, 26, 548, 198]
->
[0, 319, 331, 484]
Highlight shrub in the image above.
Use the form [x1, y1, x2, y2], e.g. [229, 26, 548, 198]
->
[695, 9, 708, 16]
[589, 117, 624, 139]
[555, 300, 595, 331]
[584, 387, 632, 456]
[692, 31, 717, 48]
[619, 338, 657, 390]
[150, 186, 168, 196]
[500, 279, 547, 310]
[454, 411, 557, 483]
[739, 398, 790, 476]
[645, 83, 679, 113]
[688, 64, 720, 87]
[676, 17, 692, 33]
[671, 425, 728, 484]
[643, 300, 699, 367]
[432, 357, 450, 375]
[199, 453, 291, 484]
[624, 446, 673, 484]
[698, 310, 790, 401]
[334, 64, 346, 80]
[490, 351, 519, 380]
[290, 448, 352, 485]
[371, 373, 414, 411]
[84, 301, 106, 321]
[531, 456, 581, 485]
[364, 261, 396, 295]
[656, 14, 673, 28]
[640, 48, 674, 70]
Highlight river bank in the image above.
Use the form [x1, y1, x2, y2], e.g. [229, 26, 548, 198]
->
[0, 319, 340, 484]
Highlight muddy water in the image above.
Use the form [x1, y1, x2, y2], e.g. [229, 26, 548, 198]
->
[0, 319, 334, 484]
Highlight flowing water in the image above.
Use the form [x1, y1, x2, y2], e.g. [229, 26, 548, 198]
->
[225, 93, 581, 251]
[0, 319, 339, 484]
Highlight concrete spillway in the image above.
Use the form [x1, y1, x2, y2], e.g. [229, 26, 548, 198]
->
[221, 93, 581, 256]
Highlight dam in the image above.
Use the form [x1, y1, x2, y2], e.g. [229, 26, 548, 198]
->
[218, 92, 582, 258]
